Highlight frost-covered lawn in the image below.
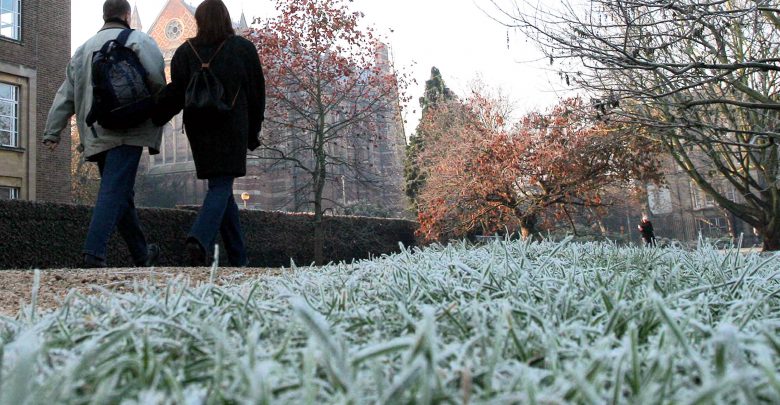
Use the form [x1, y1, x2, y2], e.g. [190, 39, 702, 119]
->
[1, 239, 780, 404]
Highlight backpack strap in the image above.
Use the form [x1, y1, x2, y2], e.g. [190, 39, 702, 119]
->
[98, 29, 133, 56]
[230, 86, 241, 108]
[207, 39, 230, 65]
[116, 29, 134, 47]
[187, 37, 230, 69]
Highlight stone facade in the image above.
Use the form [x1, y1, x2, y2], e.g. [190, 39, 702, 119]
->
[136, 0, 408, 217]
[645, 156, 755, 244]
[0, 0, 71, 203]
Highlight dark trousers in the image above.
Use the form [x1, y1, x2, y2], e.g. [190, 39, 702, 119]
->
[83, 145, 149, 264]
[188, 176, 247, 266]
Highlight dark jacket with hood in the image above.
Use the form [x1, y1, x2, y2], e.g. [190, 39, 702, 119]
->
[154, 35, 265, 179]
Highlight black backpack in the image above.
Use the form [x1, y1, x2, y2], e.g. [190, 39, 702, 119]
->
[184, 38, 239, 115]
[86, 29, 154, 132]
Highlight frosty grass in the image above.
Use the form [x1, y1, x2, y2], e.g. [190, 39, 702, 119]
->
[1, 238, 779, 404]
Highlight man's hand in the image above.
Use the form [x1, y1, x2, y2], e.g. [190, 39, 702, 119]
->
[43, 139, 59, 151]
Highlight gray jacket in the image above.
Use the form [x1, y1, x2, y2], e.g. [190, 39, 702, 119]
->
[43, 22, 165, 160]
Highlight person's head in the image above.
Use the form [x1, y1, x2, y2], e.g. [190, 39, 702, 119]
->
[103, 0, 131, 23]
[642, 215, 649, 222]
[194, 0, 235, 45]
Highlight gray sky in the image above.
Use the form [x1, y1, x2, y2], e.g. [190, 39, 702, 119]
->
[72, 0, 562, 136]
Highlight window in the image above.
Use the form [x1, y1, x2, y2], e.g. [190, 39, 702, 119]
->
[697, 216, 729, 238]
[165, 19, 183, 41]
[0, 186, 18, 200]
[691, 182, 715, 210]
[720, 183, 739, 202]
[0, 82, 19, 147]
[0, 0, 20, 40]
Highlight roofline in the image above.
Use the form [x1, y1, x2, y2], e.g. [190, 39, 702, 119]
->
[147, 0, 195, 35]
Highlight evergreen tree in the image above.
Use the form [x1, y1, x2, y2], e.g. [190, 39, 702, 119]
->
[404, 67, 455, 209]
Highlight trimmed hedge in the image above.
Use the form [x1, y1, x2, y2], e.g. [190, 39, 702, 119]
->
[0, 200, 417, 269]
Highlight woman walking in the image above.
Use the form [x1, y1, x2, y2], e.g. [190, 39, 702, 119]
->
[637, 215, 656, 247]
[154, 0, 265, 266]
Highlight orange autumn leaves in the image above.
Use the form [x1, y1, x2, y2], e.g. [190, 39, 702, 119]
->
[415, 95, 661, 242]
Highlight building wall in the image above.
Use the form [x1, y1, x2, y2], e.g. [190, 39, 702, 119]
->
[647, 156, 756, 244]
[0, 0, 71, 203]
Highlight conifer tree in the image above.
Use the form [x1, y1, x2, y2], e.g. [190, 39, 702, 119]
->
[404, 67, 455, 209]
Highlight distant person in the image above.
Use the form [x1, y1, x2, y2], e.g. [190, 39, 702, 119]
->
[42, 0, 165, 268]
[154, 0, 265, 266]
[638, 215, 656, 247]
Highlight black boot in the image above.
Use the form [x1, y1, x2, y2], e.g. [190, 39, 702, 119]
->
[185, 239, 207, 266]
[135, 243, 160, 267]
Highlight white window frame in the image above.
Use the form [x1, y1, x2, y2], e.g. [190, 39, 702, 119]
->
[720, 183, 738, 202]
[0, 186, 19, 200]
[0, 81, 19, 148]
[691, 182, 715, 210]
[0, 0, 21, 41]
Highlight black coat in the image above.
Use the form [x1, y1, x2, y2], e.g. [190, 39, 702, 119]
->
[154, 35, 265, 179]
[639, 220, 655, 238]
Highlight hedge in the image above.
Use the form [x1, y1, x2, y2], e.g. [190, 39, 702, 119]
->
[0, 200, 418, 269]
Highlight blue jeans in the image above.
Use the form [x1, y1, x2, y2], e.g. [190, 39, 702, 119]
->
[188, 176, 248, 266]
[83, 145, 149, 264]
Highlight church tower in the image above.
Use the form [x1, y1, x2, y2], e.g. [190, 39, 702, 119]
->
[130, 2, 142, 31]
[238, 10, 249, 31]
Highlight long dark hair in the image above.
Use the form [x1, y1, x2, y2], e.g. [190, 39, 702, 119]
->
[193, 0, 235, 45]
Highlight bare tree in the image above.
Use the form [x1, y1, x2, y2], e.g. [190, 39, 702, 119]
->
[249, 0, 407, 264]
[485, 0, 780, 250]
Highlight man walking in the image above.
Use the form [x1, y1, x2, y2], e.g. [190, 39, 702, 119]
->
[42, 0, 165, 267]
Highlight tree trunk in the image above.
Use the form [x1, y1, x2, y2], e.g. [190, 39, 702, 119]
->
[519, 215, 540, 241]
[313, 121, 327, 266]
[596, 219, 608, 237]
[759, 227, 780, 252]
[312, 165, 326, 264]
[313, 214, 325, 265]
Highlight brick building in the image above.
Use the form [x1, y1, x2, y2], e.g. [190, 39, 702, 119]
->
[0, 0, 71, 203]
[135, 0, 408, 217]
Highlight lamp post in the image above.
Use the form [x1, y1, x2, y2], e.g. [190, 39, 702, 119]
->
[341, 175, 347, 206]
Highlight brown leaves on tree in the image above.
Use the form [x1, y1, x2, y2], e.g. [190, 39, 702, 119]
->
[416, 95, 661, 242]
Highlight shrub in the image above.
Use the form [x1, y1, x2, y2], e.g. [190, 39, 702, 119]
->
[0, 200, 417, 269]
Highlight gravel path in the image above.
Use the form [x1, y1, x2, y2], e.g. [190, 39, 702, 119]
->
[0, 267, 287, 317]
